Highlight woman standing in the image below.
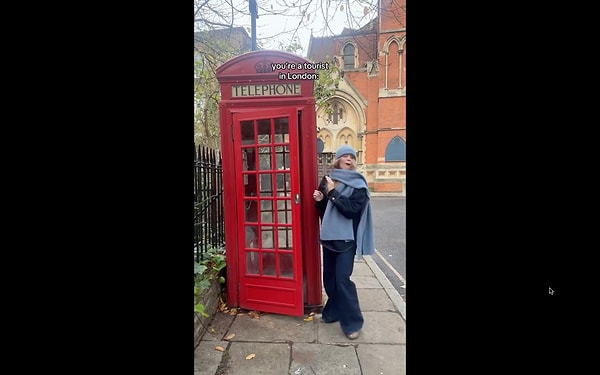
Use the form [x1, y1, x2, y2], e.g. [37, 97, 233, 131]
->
[313, 145, 375, 339]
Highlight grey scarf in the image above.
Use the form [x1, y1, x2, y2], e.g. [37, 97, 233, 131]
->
[320, 169, 375, 258]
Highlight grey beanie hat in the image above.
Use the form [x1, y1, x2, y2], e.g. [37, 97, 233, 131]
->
[335, 144, 356, 159]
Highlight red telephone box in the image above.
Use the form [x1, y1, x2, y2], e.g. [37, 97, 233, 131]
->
[216, 50, 322, 317]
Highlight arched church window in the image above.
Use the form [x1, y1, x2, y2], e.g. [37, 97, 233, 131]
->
[343, 43, 355, 69]
[327, 102, 344, 125]
[385, 136, 406, 161]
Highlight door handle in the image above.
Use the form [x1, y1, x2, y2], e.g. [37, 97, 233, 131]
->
[294, 193, 300, 204]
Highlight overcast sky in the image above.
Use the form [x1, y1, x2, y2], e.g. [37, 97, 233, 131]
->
[196, 0, 378, 57]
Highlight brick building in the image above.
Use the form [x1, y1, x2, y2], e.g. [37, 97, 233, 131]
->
[307, 0, 406, 194]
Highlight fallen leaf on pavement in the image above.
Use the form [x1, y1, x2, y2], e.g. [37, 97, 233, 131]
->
[215, 346, 225, 352]
[245, 353, 256, 360]
[224, 333, 235, 341]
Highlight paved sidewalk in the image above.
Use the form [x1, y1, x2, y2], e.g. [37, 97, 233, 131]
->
[194, 256, 406, 375]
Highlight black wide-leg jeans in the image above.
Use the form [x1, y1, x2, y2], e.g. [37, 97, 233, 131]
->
[321, 246, 364, 334]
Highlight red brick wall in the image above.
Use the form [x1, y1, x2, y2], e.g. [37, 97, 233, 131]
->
[379, 97, 406, 128]
[374, 182, 404, 193]
[381, 0, 406, 30]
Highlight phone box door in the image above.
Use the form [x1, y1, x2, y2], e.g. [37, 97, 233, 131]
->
[232, 107, 303, 316]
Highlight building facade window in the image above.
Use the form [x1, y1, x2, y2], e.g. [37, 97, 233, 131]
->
[327, 102, 344, 125]
[324, 135, 331, 150]
[342, 43, 356, 69]
[383, 37, 405, 89]
[337, 131, 356, 151]
[385, 136, 406, 161]
[387, 41, 400, 88]
[400, 39, 406, 89]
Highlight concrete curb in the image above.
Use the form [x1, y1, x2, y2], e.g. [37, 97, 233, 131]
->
[364, 255, 406, 321]
[370, 192, 406, 197]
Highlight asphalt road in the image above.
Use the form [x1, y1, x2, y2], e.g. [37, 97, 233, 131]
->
[369, 196, 406, 302]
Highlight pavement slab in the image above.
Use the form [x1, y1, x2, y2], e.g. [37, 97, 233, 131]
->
[356, 344, 406, 375]
[357, 288, 397, 312]
[292, 343, 361, 375]
[351, 260, 372, 276]
[201, 312, 236, 341]
[223, 342, 291, 375]
[226, 312, 316, 343]
[194, 340, 228, 375]
[318, 311, 405, 344]
[352, 274, 383, 289]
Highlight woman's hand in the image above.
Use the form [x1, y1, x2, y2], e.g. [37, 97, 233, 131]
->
[325, 176, 335, 193]
[313, 189, 324, 202]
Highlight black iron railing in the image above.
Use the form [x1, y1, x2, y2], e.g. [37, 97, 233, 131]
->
[194, 144, 225, 262]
